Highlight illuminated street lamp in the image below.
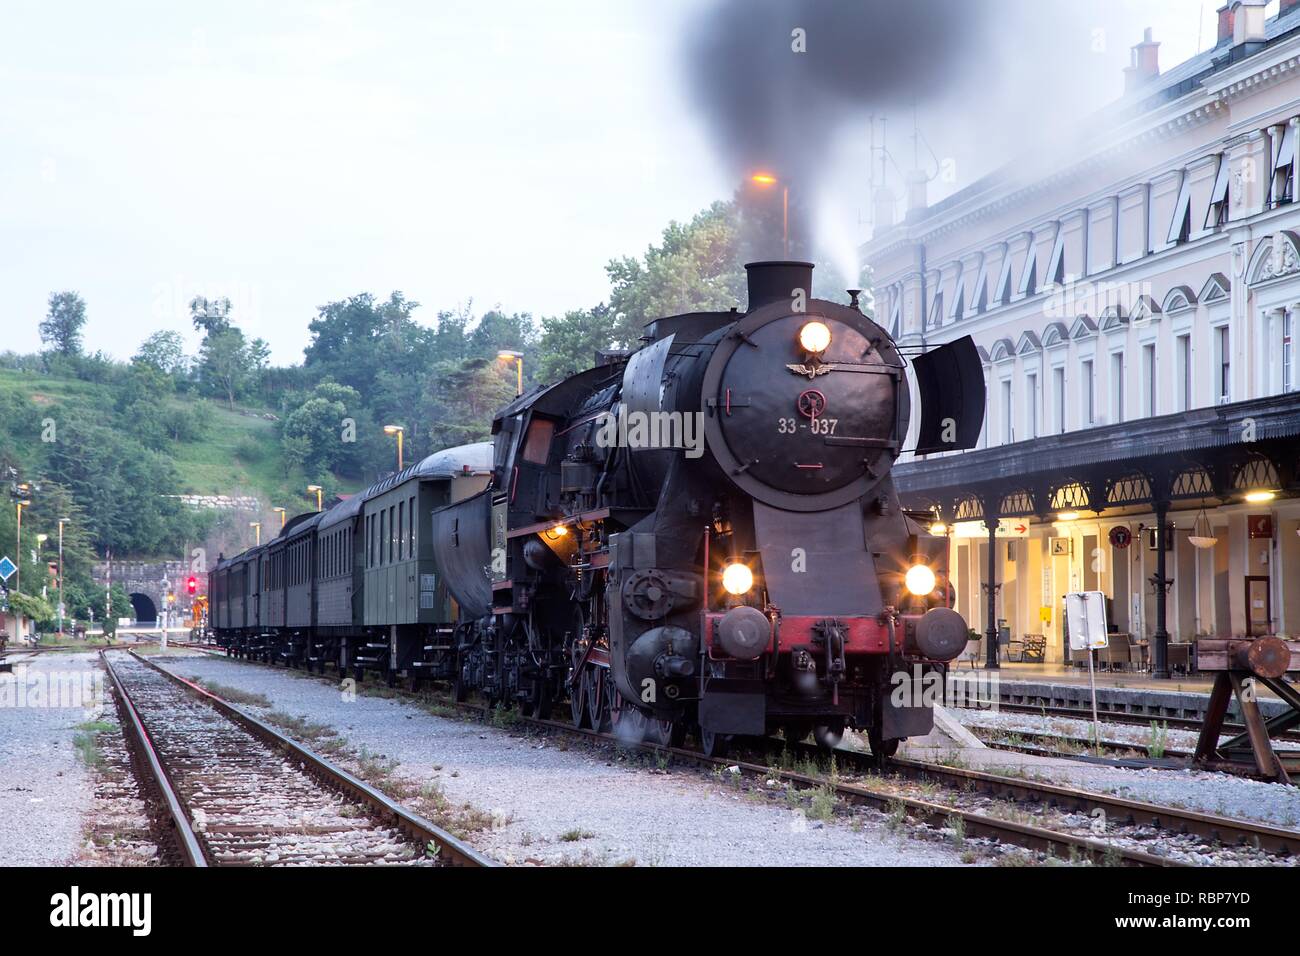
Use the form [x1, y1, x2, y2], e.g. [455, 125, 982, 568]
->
[383, 425, 405, 471]
[250, 521, 261, 546]
[272, 506, 287, 529]
[751, 172, 789, 258]
[58, 518, 69, 637]
[15, 499, 30, 592]
[497, 350, 524, 396]
[307, 485, 323, 511]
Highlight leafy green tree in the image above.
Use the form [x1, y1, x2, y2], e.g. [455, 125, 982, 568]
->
[134, 330, 189, 378]
[424, 358, 518, 449]
[190, 296, 232, 336]
[606, 200, 745, 347]
[198, 327, 249, 408]
[281, 382, 362, 475]
[537, 305, 617, 384]
[39, 291, 88, 356]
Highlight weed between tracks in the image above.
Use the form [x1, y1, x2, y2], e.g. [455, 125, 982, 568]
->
[191, 678, 273, 709]
[73, 719, 113, 769]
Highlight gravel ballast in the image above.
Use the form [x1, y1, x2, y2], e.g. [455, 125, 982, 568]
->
[917, 706, 1300, 830]
[156, 655, 973, 866]
[0, 653, 100, 865]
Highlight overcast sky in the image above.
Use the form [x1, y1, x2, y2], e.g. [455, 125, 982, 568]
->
[0, 1, 1253, 364]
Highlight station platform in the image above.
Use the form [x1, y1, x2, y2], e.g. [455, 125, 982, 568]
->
[950, 661, 1291, 721]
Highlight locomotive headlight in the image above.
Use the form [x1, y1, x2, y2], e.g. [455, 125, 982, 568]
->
[798, 320, 831, 354]
[904, 563, 937, 597]
[721, 562, 754, 595]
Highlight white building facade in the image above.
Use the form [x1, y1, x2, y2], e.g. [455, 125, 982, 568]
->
[865, 1, 1300, 668]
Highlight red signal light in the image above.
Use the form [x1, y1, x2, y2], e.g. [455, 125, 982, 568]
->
[187, 576, 198, 594]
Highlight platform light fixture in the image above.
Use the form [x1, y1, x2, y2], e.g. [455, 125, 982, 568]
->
[1244, 490, 1276, 503]
[383, 424, 405, 471]
[1056, 511, 1080, 522]
[497, 350, 524, 396]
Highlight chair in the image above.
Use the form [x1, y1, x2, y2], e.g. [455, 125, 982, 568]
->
[1167, 643, 1191, 675]
[1124, 634, 1147, 672]
[1019, 634, 1046, 663]
[1101, 641, 1129, 671]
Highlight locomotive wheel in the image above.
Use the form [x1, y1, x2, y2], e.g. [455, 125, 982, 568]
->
[868, 727, 900, 762]
[783, 723, 811, 746]
[813, 722, 844, 752]
[534, 679, 553, 720]
[611, 695, 645, 742]
[645, 718, 674, 747]
[699, 727, 730, 758]
[587, 669, 612, 733]
[570, 669, 591, 729]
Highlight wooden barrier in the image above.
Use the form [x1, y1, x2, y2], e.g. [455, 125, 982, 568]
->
[1193, 637, 1300, 785]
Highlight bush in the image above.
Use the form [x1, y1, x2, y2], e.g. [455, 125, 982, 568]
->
[234, 434, 264, 462]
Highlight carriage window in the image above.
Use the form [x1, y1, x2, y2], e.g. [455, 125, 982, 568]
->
[408, 495, 416, 556]
[398, 501, 405, 560]
[521, 418, 555, 464]
[389, 505, 396, 563]
[379, 511, 386, 566]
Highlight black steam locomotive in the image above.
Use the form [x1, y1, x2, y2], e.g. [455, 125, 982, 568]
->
[211, 260, 984, 758]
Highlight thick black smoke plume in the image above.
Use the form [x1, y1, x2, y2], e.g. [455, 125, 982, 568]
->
[683, 0, 996, 191]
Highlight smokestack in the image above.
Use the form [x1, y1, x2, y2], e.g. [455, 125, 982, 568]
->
[1123, 28, 1160, 93]
[1217, 4, 1236, 45]
[1233, 0, 1268, 47]
[745, 261, 814, 312]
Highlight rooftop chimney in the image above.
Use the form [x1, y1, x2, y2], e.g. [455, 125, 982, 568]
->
[1123, 28, 1161, 93]
[904, 170, 928, 218]
[873, 185, 897, 232]
[1233, 0, 1269, 47]
[1217, 4, 1236, 45]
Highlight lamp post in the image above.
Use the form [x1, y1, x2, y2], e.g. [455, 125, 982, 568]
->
[250, 521, 261, 546]
[58, 518, 68, 637]
[35, 534, 47, 599]
[307, 484, 323, 511]
[272, 506, 286, 529]
[751, 172, 789, 258]
[383, 425, 405, 471]
[15, 499, 30, 592]
[497, 350, 524, 396]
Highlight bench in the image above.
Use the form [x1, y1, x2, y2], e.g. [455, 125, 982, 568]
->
[1019, 633, 1046, 663]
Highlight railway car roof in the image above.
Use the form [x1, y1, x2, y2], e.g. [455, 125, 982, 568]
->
[356, 441, 493, 501]
[279, 510, 324, 542]
[317, 491, 364, 531]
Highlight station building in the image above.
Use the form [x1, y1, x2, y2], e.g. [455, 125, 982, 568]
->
[866, 0, 1300, 675]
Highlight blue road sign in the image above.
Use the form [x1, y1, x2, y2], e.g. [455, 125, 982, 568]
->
[0, 556, 14, 582]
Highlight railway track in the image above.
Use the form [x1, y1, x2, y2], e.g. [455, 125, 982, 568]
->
[102, 649, 491, 867]
[997, 700, 1300, 745]
[158, 641, 1300, 865]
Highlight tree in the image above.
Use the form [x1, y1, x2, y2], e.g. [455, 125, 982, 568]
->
[280, 382, 362, 475]
[198, 327, 249, 408]
[134, 330, 188, 377]
[537, 305, 617, 384]
[39, 291, 88, 356]
[189, 296, 232, 336]
[605, 201, 745, 347]
[424, 358, 518, 449]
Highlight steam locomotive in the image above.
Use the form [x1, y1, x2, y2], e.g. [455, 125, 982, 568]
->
[210, 260, 985, 758]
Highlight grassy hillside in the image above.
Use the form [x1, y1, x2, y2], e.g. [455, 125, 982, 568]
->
[0, 367, 364, 507]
